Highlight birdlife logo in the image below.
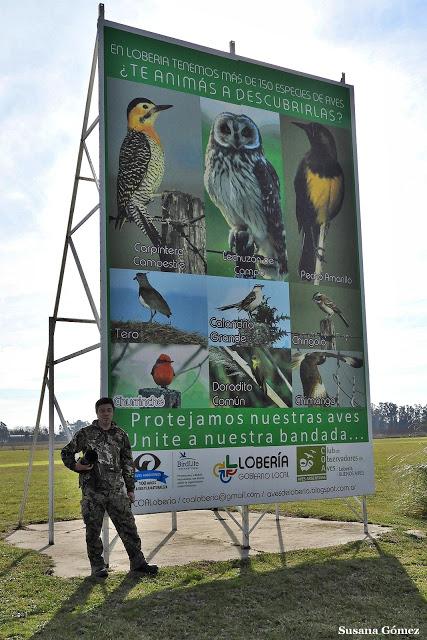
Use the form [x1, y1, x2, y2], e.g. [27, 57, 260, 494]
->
[213, 455, 238, 484]
[134, 452, 168, 484]
[177, 451, 199, 469]
[296, 446, 327, 482]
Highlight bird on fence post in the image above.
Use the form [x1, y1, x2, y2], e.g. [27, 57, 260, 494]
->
[116, 98, 173, 246]
[312, 292, 349, 327]
[204, 112, 288, 278]
[218, 284, 264, 317]
[293, 122, 344, 279]
[151, 354, 175, 388]
[133, 272, 172, 322]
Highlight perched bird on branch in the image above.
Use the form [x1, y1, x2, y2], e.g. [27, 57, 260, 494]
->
[204, 112, 287, 278]
[293, 122, 344, 278]
[116, 98, 173, 246]
[151, 354, 175, 388]
[133, 272, 171, 322]
[218, 284, 264, 317]
[251, 355, 268, 395]
[312, 292, 349, 327]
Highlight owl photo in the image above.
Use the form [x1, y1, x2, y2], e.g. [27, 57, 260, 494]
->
[203, 101, 288, 280]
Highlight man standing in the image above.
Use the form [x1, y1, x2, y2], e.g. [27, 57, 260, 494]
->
[61, 397, 158, 578]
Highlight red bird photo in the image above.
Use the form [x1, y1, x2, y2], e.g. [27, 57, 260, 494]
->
[151, 354, 175, 388]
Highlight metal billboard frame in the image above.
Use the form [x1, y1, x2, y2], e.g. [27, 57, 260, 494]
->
[19, 4, 370, 561]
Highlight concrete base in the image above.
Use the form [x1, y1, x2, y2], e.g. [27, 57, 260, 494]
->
[6, 510, 389, 578]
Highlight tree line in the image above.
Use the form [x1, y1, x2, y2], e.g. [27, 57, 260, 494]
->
[0, 420, 89, 443]
[371, 403, 427, 437]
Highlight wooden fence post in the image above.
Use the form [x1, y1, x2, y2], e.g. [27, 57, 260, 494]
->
[161, 191, 206, 274]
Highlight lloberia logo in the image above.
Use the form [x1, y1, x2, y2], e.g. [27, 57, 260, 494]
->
[214, 452, 289, 483]
[134, 452, 168, 484]
[296, 446, 326, 482]
[213, 455, 238, 483]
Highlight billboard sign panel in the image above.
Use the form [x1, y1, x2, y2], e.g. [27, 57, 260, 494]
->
[98, 18, 374, 513]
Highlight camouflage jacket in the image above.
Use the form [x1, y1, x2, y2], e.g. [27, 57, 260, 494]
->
[61, 420, 135, 493]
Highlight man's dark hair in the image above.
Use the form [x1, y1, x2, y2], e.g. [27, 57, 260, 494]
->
[95, 397, 115, 412]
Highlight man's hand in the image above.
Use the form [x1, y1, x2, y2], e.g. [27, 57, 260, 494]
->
[74, 461, 93, 472]
[127, 491, 135, 503]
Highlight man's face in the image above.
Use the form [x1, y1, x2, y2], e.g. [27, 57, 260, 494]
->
[96, 403, 114, 427]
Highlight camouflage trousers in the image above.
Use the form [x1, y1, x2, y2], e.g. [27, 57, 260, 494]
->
[81, 489, 145, 570]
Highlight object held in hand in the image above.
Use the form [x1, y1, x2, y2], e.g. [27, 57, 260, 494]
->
[80, 449, 98, 466]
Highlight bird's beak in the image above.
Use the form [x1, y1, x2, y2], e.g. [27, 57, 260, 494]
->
[154, 104, 173, 112]
[292, 121, 309, 131]
[343, 357, 363, 368]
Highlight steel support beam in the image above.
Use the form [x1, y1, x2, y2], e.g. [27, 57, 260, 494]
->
[48, 318, 55, 545]
[19, 32, 100, 538]
[54, 343, 100, 365]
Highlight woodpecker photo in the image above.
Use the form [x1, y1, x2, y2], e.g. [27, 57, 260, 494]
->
[218, 284, 264, 316]
[116, 97, 173, 245]
[133, 272, 172, 322]
[204, 112, 287, 278]
[293, 122, 344, 278]
[312, 292, 349, 327]
[151, 354, 175, 388]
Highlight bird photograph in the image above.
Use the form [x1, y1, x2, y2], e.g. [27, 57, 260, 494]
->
[107, 85, 206, 274]
[250, 354, 268, 396]
[110, 343, 210, 409]
[208, 277, 291, 349]
[134, 272, 172, 322]
[202, 100, 287, 280]
[312, 292, 349, 327]
[115, 97, 173, 245]
[109, 269, 208, 345]
[292, 350, 365, 407]
[289, 283, 363, 352]
[218, 284, 265, 317]
[151, 353, 175, 388]
[209, 346, 292, 408]
[297, 351, 329, 399]
[292, 121, 344, 280]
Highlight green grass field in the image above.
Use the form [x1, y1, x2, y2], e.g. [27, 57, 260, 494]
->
[0, 438, 426, 639]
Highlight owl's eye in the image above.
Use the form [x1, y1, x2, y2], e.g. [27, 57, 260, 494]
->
[241, 126, 252, 137]
[220, 122, 232, 135]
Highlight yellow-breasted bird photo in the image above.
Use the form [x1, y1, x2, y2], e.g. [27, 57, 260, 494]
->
[293, 122, 344, 278]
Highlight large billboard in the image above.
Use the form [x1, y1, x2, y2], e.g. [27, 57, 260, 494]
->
[99, 18, 374, 514]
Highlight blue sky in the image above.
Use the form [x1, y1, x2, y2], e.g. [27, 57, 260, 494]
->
[1, 0, 427, 427]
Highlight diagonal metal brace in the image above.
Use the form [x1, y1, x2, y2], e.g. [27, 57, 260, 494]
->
[248, 511, 267, 535]
[54, 342, 101, 365]
[70, 203, 100, 235]
[68, 237, 100, 328]
[223, 508, 244, 532]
